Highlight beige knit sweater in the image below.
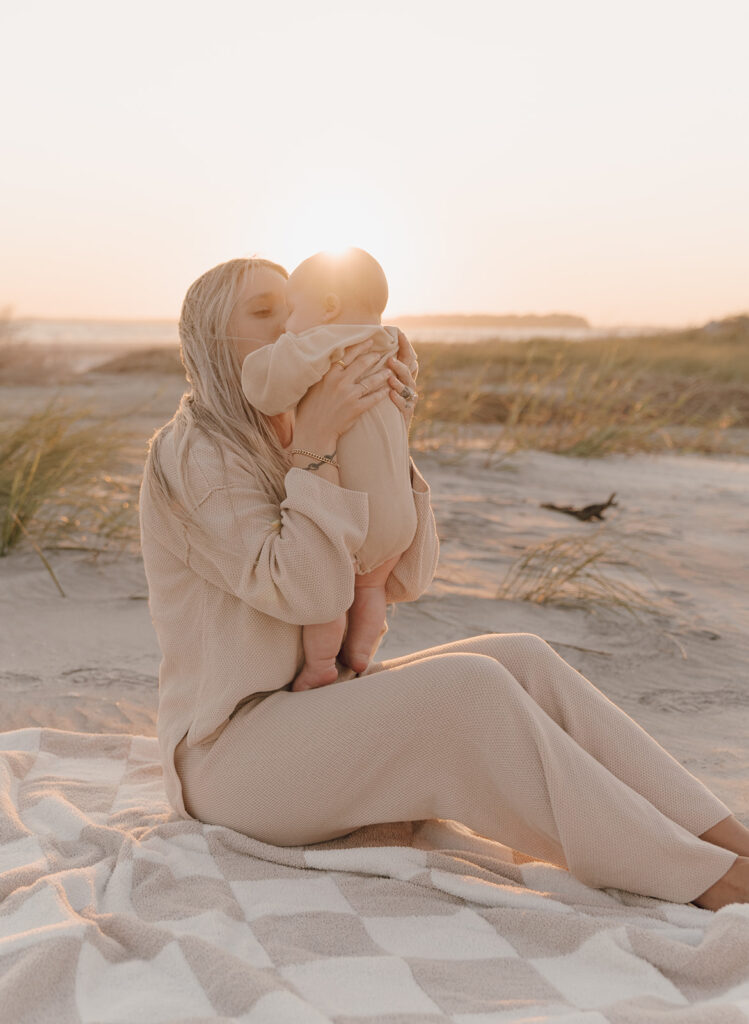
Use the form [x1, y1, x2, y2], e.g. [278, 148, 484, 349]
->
[138, 427, 440, 819]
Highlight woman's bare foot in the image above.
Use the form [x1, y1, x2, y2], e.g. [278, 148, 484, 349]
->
[691, 855, 749, 910]
[291, 661, 339, 692]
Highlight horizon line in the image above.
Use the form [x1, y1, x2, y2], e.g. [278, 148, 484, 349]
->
[9, 312, 737, 331]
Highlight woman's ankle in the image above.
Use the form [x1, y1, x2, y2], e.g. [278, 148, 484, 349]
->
[699, 814, 749, 857]
[691, 855, 748, 911]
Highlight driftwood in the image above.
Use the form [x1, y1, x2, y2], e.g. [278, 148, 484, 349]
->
[541, 492, 618, 522]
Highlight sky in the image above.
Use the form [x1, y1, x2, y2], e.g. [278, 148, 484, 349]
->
[1, 0, 747, 327]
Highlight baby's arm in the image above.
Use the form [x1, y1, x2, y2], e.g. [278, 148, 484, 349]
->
[241, 331, 332, 415]
[241, 324, 385, 416]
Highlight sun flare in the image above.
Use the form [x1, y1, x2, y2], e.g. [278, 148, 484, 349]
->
[276, 186, 394, 275]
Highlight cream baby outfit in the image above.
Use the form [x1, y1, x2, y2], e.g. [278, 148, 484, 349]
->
[139, 420, 738, 906]
[241, 324, 417, 575]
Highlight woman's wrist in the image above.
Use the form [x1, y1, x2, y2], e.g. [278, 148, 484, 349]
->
[290, 447, 338, 467]
[289, 437, 340, 484]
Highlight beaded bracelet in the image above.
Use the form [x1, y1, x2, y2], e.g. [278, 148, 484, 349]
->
[289, 448, 339, 468]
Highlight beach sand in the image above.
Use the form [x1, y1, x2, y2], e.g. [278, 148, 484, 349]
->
[1, 347, 747, 826]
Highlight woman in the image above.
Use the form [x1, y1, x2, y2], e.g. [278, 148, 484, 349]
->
[139, 257, 749, 911]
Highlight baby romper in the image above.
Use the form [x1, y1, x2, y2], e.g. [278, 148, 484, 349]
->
[241, 323, 417, 574]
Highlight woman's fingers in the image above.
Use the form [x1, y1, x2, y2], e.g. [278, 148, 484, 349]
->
[332, 345, 379, 383]
[387, 355, 417, 391]
[319, 338, 418, 429]
[356, 369, 393, 398]
[395, 329, 418, 380]
[354, 368, 392, 400]
[369, 367, 395, 387]
[389, 378, 418, 408]
[341, 337, 375, 366]
[385, 354, 418, 427]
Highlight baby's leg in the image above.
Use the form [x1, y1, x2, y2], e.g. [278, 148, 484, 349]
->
[341, 553, 401, 674]
[292, 615, 347, 691]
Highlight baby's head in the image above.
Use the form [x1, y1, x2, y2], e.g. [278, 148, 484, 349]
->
[284, 247, 388, 333]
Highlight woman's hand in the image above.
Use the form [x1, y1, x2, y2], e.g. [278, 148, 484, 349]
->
[386, 328, 419, 433]
[293, 337, 393, 450]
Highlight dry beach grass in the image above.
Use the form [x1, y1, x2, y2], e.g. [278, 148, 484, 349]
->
[411, 317, 749, 457]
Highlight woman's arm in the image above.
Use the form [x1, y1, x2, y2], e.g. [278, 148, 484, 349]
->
[178, 459, 371, 624]
[155, 337, 398, 625]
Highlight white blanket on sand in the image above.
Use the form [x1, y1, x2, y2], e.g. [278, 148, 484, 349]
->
[1, 727, 748, 1023]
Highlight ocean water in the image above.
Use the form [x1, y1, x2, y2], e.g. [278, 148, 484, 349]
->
[16, 319, 180, 348]
[15, 318, 673, 350]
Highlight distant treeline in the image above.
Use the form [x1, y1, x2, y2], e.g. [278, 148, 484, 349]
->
[391, 313, 590, 329]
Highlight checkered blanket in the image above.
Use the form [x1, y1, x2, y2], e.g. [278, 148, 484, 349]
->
[1, 728, 748, 1023]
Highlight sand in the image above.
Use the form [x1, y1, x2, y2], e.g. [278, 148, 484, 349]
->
[1, 348, 747, 826]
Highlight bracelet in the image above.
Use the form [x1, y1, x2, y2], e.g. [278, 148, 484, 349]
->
[289, 448, 339, 468]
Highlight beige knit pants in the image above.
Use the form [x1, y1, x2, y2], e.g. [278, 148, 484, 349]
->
[173, 632, 737, 904]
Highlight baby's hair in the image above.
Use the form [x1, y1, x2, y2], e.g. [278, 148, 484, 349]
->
[293, 247, 388, 315]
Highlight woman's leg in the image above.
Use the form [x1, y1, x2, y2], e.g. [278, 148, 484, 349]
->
[175, 641, 738, 905]
[365, 632, 735, 840]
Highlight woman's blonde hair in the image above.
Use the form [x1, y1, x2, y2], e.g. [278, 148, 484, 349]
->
[143, 257, 291, 522]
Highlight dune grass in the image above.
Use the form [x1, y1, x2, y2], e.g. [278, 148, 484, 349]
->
[409, 320, 749, 456]
[496, 531, 662, 619]
[90, 346, 184, 375]
[0, 309, 81, 383]
[0, 399, 136, 560]
[0, 308, 34, 381]
[412, 316, 749, 383]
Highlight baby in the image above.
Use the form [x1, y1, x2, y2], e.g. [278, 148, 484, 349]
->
[241, 247, 418, 690]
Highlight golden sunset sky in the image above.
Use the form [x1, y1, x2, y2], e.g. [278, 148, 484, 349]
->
[1, 0, 747, 326]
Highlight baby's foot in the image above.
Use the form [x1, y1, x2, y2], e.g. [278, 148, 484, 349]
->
[291, 661, 339, 692]
[341, 587, 387, 675]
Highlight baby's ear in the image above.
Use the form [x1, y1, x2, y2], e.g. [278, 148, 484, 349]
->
[322, 292, 342, 322]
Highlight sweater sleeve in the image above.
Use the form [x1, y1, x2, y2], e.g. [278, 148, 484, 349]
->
[180, 466, 370, 624]
[241, 325, 391, 415]
[384, 456, 440, 604]
[240, 332, 326, 415]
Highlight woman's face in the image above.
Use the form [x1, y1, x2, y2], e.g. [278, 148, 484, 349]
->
[226, 266, 289, 363]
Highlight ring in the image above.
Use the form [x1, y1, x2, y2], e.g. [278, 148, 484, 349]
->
[335, 359, 347, 369]
[359, 381, 368, 397]
[400, 385, 415, 401]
